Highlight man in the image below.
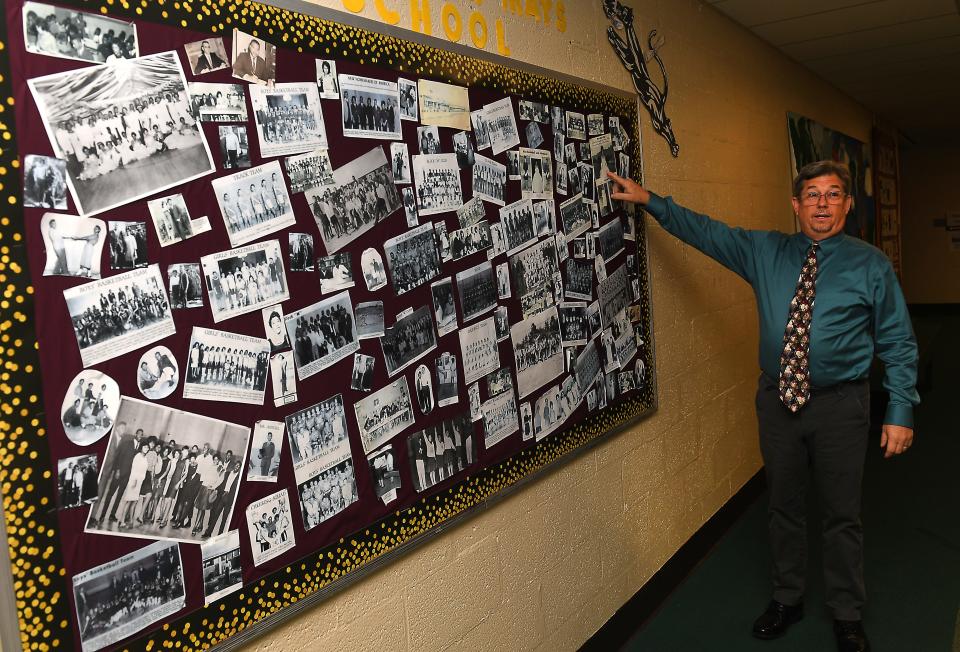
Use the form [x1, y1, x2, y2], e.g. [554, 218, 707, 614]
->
[607, 162, 918, 652]
[233, 38, 271, 85]
[202, 460, 241, 538]
[258, 432, 275, 478]
[47, 219, 69, 275]
[194, 40, 226, 74]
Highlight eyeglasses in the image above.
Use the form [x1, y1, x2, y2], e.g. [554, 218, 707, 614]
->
[799, 190, 846, 205]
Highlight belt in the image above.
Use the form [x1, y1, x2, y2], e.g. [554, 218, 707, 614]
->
[761, 373, 868, 394]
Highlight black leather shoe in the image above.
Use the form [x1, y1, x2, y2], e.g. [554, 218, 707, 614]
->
[752, 600, 803, 639]
[834, 619, 870, 652]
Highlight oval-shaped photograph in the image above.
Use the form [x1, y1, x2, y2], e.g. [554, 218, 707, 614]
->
[137, 345, 179, 400]
[414, 363, 434, 415]
[60, 370, 120, 446]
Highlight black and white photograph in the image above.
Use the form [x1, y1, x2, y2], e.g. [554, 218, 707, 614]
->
[482, 387, 518, 448]
[381, 305, 438, 377]
[598, 264, 631, 327]
[591, 132, 617, 181]
[285, 290, 360, 380]
[566, 111, 586, 140]
[137, 345, 179, 400]
[283, 148, 334, 194]
[315, 59, 340, 98]
[500, 198, 538, 256]
[605, 371, 619, 403]
[533, 383, 564, 441]
[598, 217, 626, 262]
[587, 300, 602, 338]
[534, 199, 556, 236]
[288, 232, 315, 272]
[40, 213, 105, 279]
[414, 363, 435, 415]
[512, 305, 563, 398]
[460, 316, 500, 385]
[468, 382, 482, 421]
[417, 125, 441, 154]
[368, 446, 400, 501]
[597, 178, 614, 217]
[434, 219, 451, 260]
[496, 261, 511, 299]
[72, 541, 184, 652]
[108, 221, 148, 270]
[618, 152, 631, 179]
[339, 74, 401, 139]
[572, 237, 586, 258]
[218, 125, 251, 169]
[556, 162, 568, 195]
[556, 232, 570, 263]
[212, 160, 295, 247]
[565, 258, 593, 301]
[261, 304, 290, 352]
[564, 142, 578, 166]
[453, 130, 475, 169]
[567, 164, 582, 196]
[398, 77, 418, 120]
[24, 1, 138, 64]
[407, 412, 475, 492]
[601, 328, 618, 372]
[435, 352, 459, 406]
[384, 222, 442, 295]
[285, 393, 350, 483]
[249, 82, 328, 157]
[574, 340, 603, 396]
[390, 142, 412, 183]
[509, 235, 559, 318]
[297, 457, 358, 531]
[201, 530, 242, 606]
[306, 146, 401, 254]
[351, 353, 375, 392]
[456, 260, 498, 322]
[57, 453, 99, 509]
[519, 147, 553, 200]
[317, 251, 355, 294]
[494, 305, 510, 341]
[184, 37, 229, 75]
[231, 29, 277, 86]
[64, 264, 175, 367]
[554, 131, 566, 164]
[472, 153, 506, 206]
[29, 51, 214, 218]
[483, 97, 520, 155]
[560, 193, 592, 241]
[360, 247, 387, 291]
[579, 141, 591, 161]
[486, 367, 514, 398]
[470, 108, 490, 150]
[187, 82, 248, 122]
[61, 369, 120, 446]
[184, 327, 270, 405]
[449, 220, 492, 261]
[355, 300, 385, 339]
[587, 113, 605, 136]
[354, 376, 415, 454]
[525, 121, 544, 149]
[403, 186, 419, 227]
[147, 193, 195, 246]
[457, 196, 487, 228]
[520, 401, 533, 440]
[418, 78, 471, 131]
[85, 396, 250, 543]
[506, 150, 520, 180]
[619, 369, 638, 393]
[558, 302, 588, 346]
[200, 239, 289, 323]
[551, 105, 566, 134]
[519, 99, 549, 123]
[579, 161, 596, 201]
[431, 277, 458, 338]
[247, 419, 284, 482]
[270, 351, 297, 406]
[246, 489, 296, 566]
[23, 155, 68, 209]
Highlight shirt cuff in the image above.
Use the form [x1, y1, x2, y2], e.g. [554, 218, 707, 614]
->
[883, 402, 914, 429]
[644, 192, 667, 220]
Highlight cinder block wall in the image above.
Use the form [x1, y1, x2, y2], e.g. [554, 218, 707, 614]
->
[252, 1, 873, 649]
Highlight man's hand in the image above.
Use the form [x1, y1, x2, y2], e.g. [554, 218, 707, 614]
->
[607, 171, 651, 205]
[880, 424, 913, 458]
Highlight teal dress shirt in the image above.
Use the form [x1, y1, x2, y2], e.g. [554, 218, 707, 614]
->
[645, 193, 919, 428]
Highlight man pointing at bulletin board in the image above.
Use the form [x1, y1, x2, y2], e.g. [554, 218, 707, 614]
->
[607, 162, 918, 652]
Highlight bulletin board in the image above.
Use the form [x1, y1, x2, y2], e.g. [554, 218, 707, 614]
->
[0, 0, 656, 650]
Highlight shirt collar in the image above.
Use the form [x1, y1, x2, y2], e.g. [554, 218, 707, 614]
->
[792, 230, 845, 254]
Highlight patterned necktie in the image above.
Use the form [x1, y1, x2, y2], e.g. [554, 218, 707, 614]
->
[779, 242, 819, 412]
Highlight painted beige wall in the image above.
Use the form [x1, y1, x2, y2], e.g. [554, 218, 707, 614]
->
[251, 1, 873, 650]
[899, 145, 960, 304]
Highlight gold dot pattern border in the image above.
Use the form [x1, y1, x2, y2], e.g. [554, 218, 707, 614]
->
[0, 1, 656, 649]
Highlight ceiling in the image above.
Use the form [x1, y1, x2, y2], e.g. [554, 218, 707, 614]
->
[707, 0, 960, 146]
